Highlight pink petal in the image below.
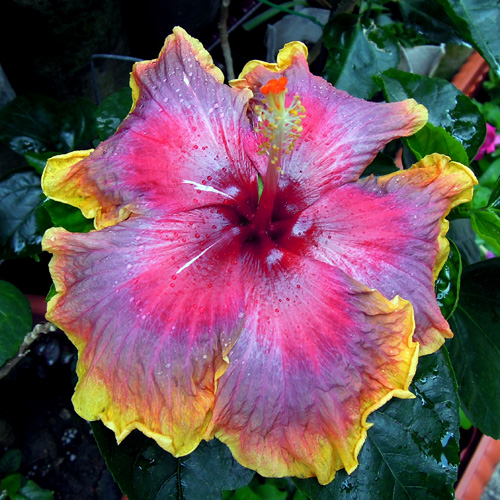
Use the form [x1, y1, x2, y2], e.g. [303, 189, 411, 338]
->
[43, 208, 245, 455]
[43, 28, 261, 229]
[234, 44, 427, 213]
[209, 249, 417, 484]
[283, 154, 476, 354]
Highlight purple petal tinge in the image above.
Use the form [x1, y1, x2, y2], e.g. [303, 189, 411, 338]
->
[42, 27, 476, 484]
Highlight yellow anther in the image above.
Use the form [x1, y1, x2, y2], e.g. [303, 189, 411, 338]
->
[254, 76, 306, 172]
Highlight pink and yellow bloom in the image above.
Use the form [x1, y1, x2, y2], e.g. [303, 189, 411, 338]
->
[42, 28, 476, 484]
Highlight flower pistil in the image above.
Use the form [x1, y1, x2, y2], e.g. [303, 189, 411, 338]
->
[252, 77, 305, 231]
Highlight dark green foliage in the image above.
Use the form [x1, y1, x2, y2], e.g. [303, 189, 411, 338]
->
[91, 423, 254, 500]
[448, 258, 500, 438]
[294, 349, 459, 500]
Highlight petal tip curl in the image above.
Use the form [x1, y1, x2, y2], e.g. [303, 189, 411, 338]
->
[231, 41, 308, 89]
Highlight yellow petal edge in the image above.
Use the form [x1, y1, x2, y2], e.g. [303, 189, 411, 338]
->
[382, 153, 477, 355]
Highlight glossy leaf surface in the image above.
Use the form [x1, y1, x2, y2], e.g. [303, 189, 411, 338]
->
[448, 258, 500, 438]
[0, 95, 96, 155]
[91, 422, 254, 500]
[323, 15, 399, 99]
[0, 281, 32, 368]
[95, 88, 133, 141]
[399, 0, 463, 45]
[0, 170, 44, 259]
[294, 348, 459, 499]
[435, 239, 462, 319]
[471, 210, 500, 253]
[406, 123, 469, 165]
[376, 69, 486, 162]
[436, 0, 500, 75]
[42, 199, 94, 233]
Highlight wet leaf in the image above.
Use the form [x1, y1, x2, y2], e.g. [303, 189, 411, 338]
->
[398, 0, 463, 45]
[323, 15, 399, 99]
[436, 0, 500, 76]
[376, 69, 486, 162]
[0, 170, 44, 259]
[42, 199, 94, 233]
[406, 123, 469, 165]
[95, 88, 133, 141]
[0, 95, 96, 155]
[470, 209, 500, 253]
[91, 423, 254, 500]
[294, 348, 459, 500]
[448, 258, 500, 438]
[0, 281, 32, 368]
[435, 239, 462, 319]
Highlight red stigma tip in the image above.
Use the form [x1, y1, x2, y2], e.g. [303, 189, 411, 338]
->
[261, 76, 288, 95]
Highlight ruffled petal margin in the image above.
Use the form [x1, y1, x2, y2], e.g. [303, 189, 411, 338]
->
[42, 27, 260, 230]
[43, 210, 245, 456]
[208, 249, 418, 484]
[232, 42, 428, 212]
[287, 153, 477, 354]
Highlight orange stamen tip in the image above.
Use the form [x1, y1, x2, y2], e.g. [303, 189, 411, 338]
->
[261, 76, 288, 95]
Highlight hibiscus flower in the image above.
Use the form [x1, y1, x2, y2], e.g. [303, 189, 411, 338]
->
[475, 122, 500, 160]
[42, 28, 476, 484]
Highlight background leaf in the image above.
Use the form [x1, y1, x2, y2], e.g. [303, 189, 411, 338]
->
[376, 69, 486, 162]
[0, 281, 32, 368]
[0, 95, 96, 155]
[41, 199, 94, 233]
[361, 152, 399, 177]
[0, 170, 44, 259]
[294, 348, 459, 500]
[95, 88, 133, 141]
[406, 123, 469, 165]
[323, 15, 399, 99]
[470, 209, 500, 253]
[436, 0, 500, 76]
[91, 423, 254, 500]
[448, 258, 500, 438]
[435, 239, 462, 319]
[398, 0, 463, 45]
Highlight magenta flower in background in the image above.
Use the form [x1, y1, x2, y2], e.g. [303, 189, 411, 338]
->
[475, 123, 500, 160]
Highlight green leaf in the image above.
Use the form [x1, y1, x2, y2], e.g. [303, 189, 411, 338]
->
[42, 199, 94, 233]
[0, 449, 22, 476]
[294, 348, 459, 500]
[0, 170, 44, 259]
[13, 480, 53, 500]
[448, 258, 500, 438]
[95, 88, 133, 141]
[472, 185, 493, 210]
[361, 152, 399, 177]
[487, 175, 500, 209]
[435, 239, 462, 319]
[479, 157, 500, 189]
[376, 69, 486, 162]
[398, 0, 463, 45]
[23, 152, 58, 175]
[323, 15, 399, 99]
[0, 281, 32, 368]
[436, 0, 500, 76]
[1, 473, 22, 496]
[406, 123, 469, 165]
[91, 422, 254, 500]
[0, 95, 96, 155]
[470, 209, 500, 253]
